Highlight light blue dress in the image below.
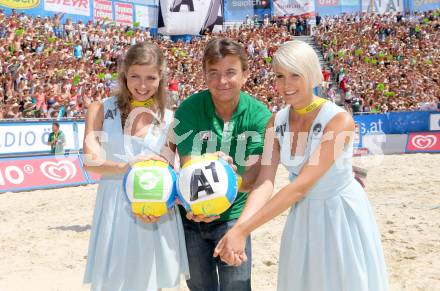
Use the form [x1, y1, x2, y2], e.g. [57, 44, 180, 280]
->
[274, 101, 389, 291]
[84, 97, 189, 291]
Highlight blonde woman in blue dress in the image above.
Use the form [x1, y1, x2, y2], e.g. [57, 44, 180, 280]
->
[83, 42, 189, 291]
[214, 40, 389, 291]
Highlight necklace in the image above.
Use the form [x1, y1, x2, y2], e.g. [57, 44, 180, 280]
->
[130, 98, 156, 108]
[294, 97, 327, 115]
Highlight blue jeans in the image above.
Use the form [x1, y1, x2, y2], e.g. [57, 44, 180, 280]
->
[182, 216, 252, 291]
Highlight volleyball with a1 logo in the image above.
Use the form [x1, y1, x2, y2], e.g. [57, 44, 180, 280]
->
[123, 160, 177, 216]
[177, 154, 240, 216]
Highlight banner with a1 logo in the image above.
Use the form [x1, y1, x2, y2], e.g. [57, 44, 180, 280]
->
[0, 155, 89, 193]
[406, 132, 440, 153]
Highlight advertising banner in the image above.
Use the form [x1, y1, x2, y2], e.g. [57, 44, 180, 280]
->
[0, 0, 40, 9]
[353, 114, 389, 135]
[224, 0, 270, 22]
[135, 4, 158, 28]
[362, 0, 404, 13]
[354, 111, 431, 135]
[94, 0, 113, 20]
[120, 0, 157, 4]
[406, 132, 440, 153]
[44, 0, 91, 16]
[316, 0, 340, 7]
[159, 0, 223, 35]
[315, 0, 342, 16]
[388, 111, 431, 134]
[115, 1, 133, 26]
[272, 0, 315, 16]
[412, 0, 440, 12]
[0, 122, 77, 156]
[0, 155, 88, 193]
[1, 0, 90, 23]
[430, 113, 440, 131]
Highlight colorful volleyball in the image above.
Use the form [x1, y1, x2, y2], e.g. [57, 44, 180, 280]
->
[177, 154, 239, 216]
[123, 160, 177, 217]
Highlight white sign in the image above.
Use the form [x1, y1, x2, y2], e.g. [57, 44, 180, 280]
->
[362, 0, 403, 14]
[115, 2, 134, 26]
[94, 0, 113, 20]
[0, 123, 77, 155]
[159, 0, 223, 35]
[135, 5, 158, 28]
[273, 0, 315, 16]
[44, 0, 91, 16]
[430, 114, 440, 131]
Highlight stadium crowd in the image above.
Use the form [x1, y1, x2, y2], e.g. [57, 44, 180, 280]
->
[315, 10, 440, 113]
[0, 8, 438, 119]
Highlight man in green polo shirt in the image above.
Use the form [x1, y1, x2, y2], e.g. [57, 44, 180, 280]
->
[174, 38, 271, 291]
[47, 122, 66, 155]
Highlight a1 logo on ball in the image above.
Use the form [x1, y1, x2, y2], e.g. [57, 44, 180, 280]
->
[189, 161, 219, 201]
[177, 154, 239, 216]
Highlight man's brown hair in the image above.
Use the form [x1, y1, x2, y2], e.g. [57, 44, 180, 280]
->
[203, 38, 249, 71]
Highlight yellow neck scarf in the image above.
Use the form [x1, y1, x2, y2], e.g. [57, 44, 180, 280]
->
[294, 97, 327, 115]
[130, 98, 156, 108]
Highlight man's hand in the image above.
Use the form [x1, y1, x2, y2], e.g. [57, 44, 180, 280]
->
[213, 227, 247, 266]
[186, 212, 220, 223]
[176, 197, 219, 223]
[212, 151, 237, 173]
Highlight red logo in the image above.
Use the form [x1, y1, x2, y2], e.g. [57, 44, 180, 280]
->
[353, 147, 369, 156]
[46, 0, 89, 8]
[0, 156, 87, 192]
[406, 132, 440, 152]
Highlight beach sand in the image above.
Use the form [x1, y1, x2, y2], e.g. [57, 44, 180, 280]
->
[0, 154, 439, 291]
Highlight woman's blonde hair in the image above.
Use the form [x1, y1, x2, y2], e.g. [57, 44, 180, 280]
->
[273, 40, 323, 89]
[114, 42, 168, 126]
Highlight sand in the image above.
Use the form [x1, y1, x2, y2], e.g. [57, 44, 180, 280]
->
[0, 154, 439, 291]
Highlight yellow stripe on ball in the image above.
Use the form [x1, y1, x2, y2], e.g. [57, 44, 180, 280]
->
[132, 202, 168, 216]
[132, 160, 167, 168]
[237, 174, 242, 190]
[191, 196, 231, 216]
[181, 153, 219, 169]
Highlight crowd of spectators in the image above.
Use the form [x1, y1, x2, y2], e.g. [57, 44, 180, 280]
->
[0, 9, 297, 119]
[0, 8, 438, 119]
[315, 10, 440, 113]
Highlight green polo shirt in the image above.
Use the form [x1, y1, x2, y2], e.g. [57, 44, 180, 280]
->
[48, 130, 66, 155]
[174, 90, 271, 222]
